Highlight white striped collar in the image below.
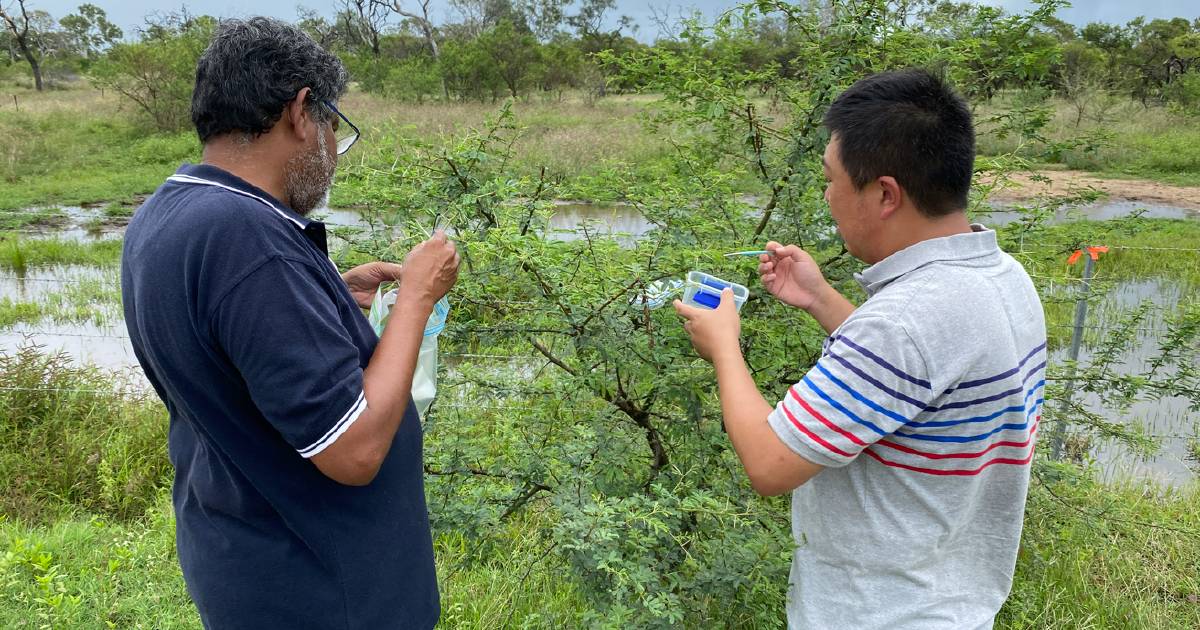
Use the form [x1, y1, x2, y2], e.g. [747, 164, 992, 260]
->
[166, 173, 307, 229]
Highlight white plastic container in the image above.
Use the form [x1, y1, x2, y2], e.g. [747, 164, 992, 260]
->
[682, 271, 748, 311]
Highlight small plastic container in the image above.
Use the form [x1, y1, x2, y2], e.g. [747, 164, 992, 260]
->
[682, 271, 748, 311]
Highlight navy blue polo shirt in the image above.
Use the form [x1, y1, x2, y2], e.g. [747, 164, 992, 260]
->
[121, 164, 439, 629]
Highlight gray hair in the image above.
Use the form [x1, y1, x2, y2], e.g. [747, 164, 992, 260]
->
[191, 17, 349, 143]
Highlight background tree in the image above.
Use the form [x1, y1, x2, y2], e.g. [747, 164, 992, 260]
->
[0, 0, 51, 90]
[58, 3, 120, 63]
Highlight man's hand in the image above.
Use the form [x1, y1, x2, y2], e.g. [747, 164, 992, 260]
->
[401, 230, 461, 307]
[673, 288, 741, 363]
[342, 262, 404, 309]
[759, 241, 856, 334]
[758, 242, 831, 310]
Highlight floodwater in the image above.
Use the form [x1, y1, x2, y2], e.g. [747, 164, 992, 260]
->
[1047, 279, 1198, 487]
[2, 199, 1196, 485]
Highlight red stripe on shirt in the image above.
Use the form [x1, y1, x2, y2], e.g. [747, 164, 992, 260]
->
[875, 418, 1041, 460]
[789, 386, 867, 446]
[780, 396, 853, 458]
[863, 421, 1039, 476]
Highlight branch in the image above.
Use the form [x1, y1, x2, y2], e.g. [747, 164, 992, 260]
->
[576, 275, 643, 331]
[530, 337, 578, 376]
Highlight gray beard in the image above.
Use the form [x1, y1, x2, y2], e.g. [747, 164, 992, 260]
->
[284, 128, 335, 216]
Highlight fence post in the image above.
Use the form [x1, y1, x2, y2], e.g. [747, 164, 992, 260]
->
[1050, 247, 1096, 460]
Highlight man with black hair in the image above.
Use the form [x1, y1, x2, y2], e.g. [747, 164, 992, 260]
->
[121, 17, 455, 628]
[675, 69, 1046, 628]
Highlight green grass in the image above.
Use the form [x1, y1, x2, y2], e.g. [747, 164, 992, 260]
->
[0, 207, 66, 231]
[999, 218, 1200, 348]
[0, 236, 122, 269]
[1, 465, 1193, 628]
[0, 274, 123, 329]
[1, 86, 673, 212]
[999, 472, 1200, 629]
[0, 90, 198, 211]
[977, 96, 1200, 187]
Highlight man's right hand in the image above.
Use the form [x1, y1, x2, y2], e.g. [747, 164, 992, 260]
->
[759, 241, 856, 334]
[759, 242, 830, 310]
[401, 230, 460, 305]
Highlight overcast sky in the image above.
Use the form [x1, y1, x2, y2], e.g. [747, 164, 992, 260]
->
[24, 0, 1200, 42]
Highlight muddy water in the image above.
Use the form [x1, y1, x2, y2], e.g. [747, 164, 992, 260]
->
[1049, 279, 1198, 487]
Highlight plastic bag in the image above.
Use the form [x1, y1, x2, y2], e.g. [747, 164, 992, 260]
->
[368, 286, 450, 418]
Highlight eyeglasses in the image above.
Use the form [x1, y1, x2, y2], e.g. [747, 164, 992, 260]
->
[322, 100, 360, 155]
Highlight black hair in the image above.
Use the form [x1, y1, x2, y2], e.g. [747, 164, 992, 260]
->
[191, 17, 349, 143]
[823, 69, 974, 217]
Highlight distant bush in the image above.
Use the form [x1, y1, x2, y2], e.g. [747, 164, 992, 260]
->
[89, 16, 214, 133]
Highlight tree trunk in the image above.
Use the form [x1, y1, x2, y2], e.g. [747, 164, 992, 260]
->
[21, 42, 41, 91]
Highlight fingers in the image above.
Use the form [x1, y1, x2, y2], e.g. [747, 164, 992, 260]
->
[772, 244, 805, 261]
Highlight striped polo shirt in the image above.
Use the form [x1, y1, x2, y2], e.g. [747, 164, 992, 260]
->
[767, 225, 1045, 629]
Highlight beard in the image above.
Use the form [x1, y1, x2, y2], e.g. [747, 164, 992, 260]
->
[284, 127, 335, 216]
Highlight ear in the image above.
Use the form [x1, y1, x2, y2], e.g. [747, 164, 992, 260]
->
[283, 87, 314, 144]
[876, 176, 904, 220]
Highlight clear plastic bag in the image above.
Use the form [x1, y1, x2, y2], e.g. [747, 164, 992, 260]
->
[368, 287, 450, 419]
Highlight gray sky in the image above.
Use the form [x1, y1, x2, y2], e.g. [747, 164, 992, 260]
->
[24, 0, 1200, 42]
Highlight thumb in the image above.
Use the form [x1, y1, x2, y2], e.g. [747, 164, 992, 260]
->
[673, 299, 701, 320]
[378, 262, 404, 281]
[717, 287, 736, 311]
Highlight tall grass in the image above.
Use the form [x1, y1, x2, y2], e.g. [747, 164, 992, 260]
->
[977, 96, 1200, 187]
[0, 236, 122, 269]
[0, 344, 169, 522]
[999, 474, 1200, 629]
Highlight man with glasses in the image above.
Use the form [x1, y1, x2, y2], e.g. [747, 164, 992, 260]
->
[121, 17, 455, 628]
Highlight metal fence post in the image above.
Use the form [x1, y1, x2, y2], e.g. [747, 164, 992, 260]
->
[1050, 248, 1095, 460]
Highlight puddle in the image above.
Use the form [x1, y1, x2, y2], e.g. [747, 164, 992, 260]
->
[0, 321, 141, 378]
[10, 206, 126, 242]
[1049, 278, 1198, 487]
[979, 200, 1199, 226]
[548, 202, 655, 242]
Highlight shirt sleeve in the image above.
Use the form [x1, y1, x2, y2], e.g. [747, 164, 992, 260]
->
[767, 315, 931, 468]
[209, 255, 367, 459]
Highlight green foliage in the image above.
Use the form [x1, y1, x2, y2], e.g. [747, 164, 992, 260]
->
[1165, 72, 1200, 115]
[88, 16, 214, 132]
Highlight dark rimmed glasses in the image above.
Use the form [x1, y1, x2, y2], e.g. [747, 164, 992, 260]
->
[322, 100, 359, 155]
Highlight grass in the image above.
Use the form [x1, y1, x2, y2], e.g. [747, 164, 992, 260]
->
[0, 207, 66, 231]
[0, 346, 168, 522]
[0, 275, 123, 329]
[0, 235, 122, 269]
[999, 472, 1200, 629]
[0, 84, 671, 212]
[977, 96, 1200, 187]
[998, 218, 1200, 348]
[3, 85, 1196, 219]
[0, 88, 198, 211]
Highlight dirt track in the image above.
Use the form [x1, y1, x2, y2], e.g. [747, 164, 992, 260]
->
[986, 170, 1200, 210]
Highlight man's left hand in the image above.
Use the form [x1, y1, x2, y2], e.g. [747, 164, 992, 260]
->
[342, 261, 404, 309]
[673, 288, 742, 363]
